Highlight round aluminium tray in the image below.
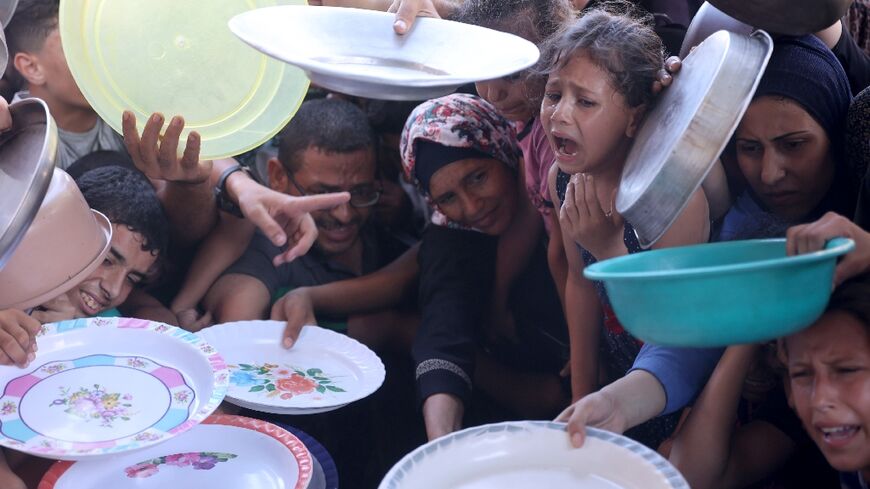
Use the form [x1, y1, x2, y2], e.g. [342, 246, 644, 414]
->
[617, 30, 772, 248]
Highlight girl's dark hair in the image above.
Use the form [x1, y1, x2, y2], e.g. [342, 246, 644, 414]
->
[449, 0, 575, 44]
[827, 275, 870, 330]
[540, 1, 663, 108]
[449, 0, 576, 116]
[780, 274, 870, 360]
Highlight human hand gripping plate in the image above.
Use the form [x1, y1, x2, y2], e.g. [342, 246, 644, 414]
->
[228, 5, 540, 101]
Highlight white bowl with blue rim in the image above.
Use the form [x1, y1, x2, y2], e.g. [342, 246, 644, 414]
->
[379, 421, 688, 488]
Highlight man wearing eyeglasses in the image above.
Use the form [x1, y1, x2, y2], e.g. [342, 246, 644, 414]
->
[204, 98, 409, 324]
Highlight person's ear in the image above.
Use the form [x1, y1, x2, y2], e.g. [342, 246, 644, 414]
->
[267, 157, 292, 194]
[625, 104, 647, 139]
[13, 52, 46, 86]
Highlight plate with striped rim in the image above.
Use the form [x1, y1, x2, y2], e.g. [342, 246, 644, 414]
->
[0, 317, 227, 460]
[39, 414, 313, 489]
[379, 421, 688, 489]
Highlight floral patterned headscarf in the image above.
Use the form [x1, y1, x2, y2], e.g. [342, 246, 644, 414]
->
[400, 93, 521, 228]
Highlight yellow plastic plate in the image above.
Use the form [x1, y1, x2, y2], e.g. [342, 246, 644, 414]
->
[59, 0, 309, 160]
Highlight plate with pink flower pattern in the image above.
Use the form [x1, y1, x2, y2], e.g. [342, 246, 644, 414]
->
[0, 317, 228, 460]
[38, 414, 313, 489]
[199, 321, 385, 415]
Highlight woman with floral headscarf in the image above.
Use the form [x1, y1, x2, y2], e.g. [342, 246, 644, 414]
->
[401, 93, 569, 440]
[273, 93, 569, 440]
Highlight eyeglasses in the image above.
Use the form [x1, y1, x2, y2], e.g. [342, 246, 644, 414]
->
[288, 174, 382, 208]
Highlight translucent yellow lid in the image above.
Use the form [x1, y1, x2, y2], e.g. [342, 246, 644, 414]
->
[59, 0, 309, 160]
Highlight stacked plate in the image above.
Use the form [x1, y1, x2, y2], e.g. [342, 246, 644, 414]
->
[38, 415, 316, 489]
[198, 321, 386, 415]
[0, 317, 227, 460]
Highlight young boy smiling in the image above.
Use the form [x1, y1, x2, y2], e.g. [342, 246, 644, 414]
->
[782, 276, 870, 488]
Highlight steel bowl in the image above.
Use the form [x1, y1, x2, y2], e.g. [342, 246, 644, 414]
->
[0, 98, 57, 270]
[679, 2, 753, 58]
[228, 6, 540, 101]
[707, 0, 852, 36]
[617, 30, 773, 248]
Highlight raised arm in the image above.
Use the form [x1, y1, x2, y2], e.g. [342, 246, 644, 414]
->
[669, 345, 795, 489]
[548, 165, 600, 400]
[272, 243, 420, 347]
[122, 111, 216, 247]
[414, 226, 497, 440]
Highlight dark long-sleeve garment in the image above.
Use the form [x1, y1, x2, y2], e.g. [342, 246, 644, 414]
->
[413, 224, 569, 406]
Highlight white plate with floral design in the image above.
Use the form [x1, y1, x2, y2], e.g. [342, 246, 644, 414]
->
[379, 421, 689, 489]
[199, 321, 385, 415]
[38, 414, 313, 489]
[0, 317, 228, 460]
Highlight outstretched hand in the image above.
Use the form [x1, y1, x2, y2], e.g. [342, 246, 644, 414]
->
[0, 309, 41, 368]
[235, 182, 351, 266]
[122, 110, 212, 185]
[556, 390, 628, 448]
[787, 212, 870, 286]
[271, 288, 317, 348]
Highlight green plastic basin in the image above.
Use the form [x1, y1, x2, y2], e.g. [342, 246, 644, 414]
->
[583, 238, 854, 347]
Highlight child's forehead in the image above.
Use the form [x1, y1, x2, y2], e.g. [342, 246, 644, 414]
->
[787, 311, 870, 358]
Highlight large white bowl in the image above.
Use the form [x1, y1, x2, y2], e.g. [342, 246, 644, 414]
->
[380, 422, 688, 489]
[229, 6, 541, 100]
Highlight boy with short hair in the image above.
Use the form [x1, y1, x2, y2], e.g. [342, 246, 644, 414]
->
[5, 0, 125, 170]
[0, 165, 171, 489]
[31, 166, 170, 322]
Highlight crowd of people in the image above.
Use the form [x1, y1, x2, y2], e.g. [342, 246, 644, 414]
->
[0, 0, 870, 487]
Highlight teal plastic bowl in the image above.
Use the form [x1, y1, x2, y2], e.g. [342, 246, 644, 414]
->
[583, 238, 854, 347]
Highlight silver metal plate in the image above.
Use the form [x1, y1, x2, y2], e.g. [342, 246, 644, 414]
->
[617, 30, 773, 248]
[0, 98, 57, 270]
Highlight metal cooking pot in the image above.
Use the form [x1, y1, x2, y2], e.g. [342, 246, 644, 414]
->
[617, 30, 773, 248]
[0, 0, 17, 27]
[707, 0, 852, 36]
[0, 168, 112, 310]
[679, 2, 753, 58]
[0, 98, 57, 270]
